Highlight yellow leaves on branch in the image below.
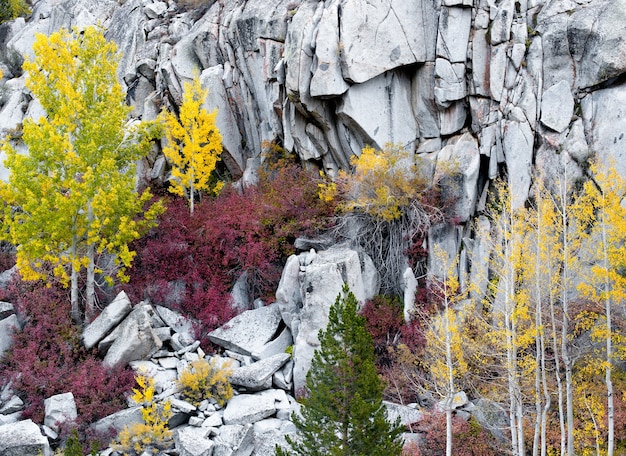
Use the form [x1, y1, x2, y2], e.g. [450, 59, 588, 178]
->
[113, 373, 173, 456]
[160, 76, 223, 213]
[327, 144, 430, 221]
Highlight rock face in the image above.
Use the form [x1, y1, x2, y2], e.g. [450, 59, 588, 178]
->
[1, 0, 620, 289]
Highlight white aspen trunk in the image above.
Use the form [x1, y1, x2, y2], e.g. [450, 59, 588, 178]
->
[85, 202, 96, 321]
[190, 169, 195, 215]
[601, 216, 614, 456]
[70, 232, 81, 324]
[444, 280, 454, 456]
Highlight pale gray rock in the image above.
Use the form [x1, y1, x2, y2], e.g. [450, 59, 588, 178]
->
[434, 59, 466, 108]
[469, 216, 492, 303]
[254, 430, 291, 456]
[0, 267, 17, 290]
[230, 270, 250, 313]
[175, 426, 213, 456]
[538, 14, 575, 89]
[468, 398, 509, 442]
[503, 119, 534, 209]
[103, 305, 163, 368]
[435, 132, 480, 222]
[436, 7, 472, 63]
[428, 222, 461, 280]
[154, 305, 195, 346]
[209, 303, 282, 356]
[275, 255, 303, 332]
[203, 412, 223, 428]
[82, 291, 132, 350]
[0, 419, 51, 456]
[384, 401, 422, 426]
[292, 248, 366, 392]
[230, 353, 291, 391]
[568, 0, 626, 89]
[143, 1, 167, 19]
[437, 390, 468, 411]
[489, 0, 514, 45]
[0, 314, 19, 359]
[412, 62, 440, 139]
[339, 0, 432, 83]
[0, 411, 21, 426]
[213, 424, 254, 456]
[91, 406, 143, 438]
[359, 252, 380, 302]
[222, 390, 280, 425]
[0, 302, 14, 321]
[490, 43, 507, 102]
[337, 70, 417, 150]
[201, 66, 245, 178]
[540, 80, 573, 133]
[251, 327, 293, 361]
[439, 101, 466, 136]
[0, 395, 23, 415]
[563, 118, 590, 164]
[582, 84, 626, 180]
[44, 392, 77, 433]
[310, 0, 349, 98]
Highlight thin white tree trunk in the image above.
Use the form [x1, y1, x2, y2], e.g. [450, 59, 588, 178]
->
[601, 216, 614, 456]
[85, 202, 96, 321]
[70, 231, 81, 324]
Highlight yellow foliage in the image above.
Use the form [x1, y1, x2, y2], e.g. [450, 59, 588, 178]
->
[178, 358, 233, 407]
[160, 75, 223, 214]
[113, 374, 173, 456]
[336, 144, 428, 221]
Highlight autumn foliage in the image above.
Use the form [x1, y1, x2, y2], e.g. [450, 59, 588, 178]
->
[160, 75, 223, 214]
[126, 153, 333, 341]
[0, 278, 134, 435]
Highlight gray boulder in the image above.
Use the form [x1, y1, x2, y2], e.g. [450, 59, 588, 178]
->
[175, 426, 213, 456]
[102, 305, 162, 368]
[0, 419, 51, 456]
[291, 248, 369, 393]
[82, 291, 132, 350]
[223, 390, 284, 426]
[229, 353, 291, 391]
[213, 424, 254, 456]
[540, 80, 574, 133]
[208, 303, 282, 356]
[44, 392, 77, 433]
[0, 314, 19, 359]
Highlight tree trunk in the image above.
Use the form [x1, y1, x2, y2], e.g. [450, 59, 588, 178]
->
[85, 202, 96, 321]
[601, 217, 614, 456]
[70, 232, 81, 325]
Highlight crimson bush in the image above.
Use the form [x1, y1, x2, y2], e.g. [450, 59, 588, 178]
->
[0, 278, 134, 441]
[126, 158, 333, 343]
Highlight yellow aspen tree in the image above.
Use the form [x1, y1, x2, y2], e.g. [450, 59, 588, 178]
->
[0, 27, 164, 322]
[545, 159, 589, 456]
[482, 179, 536, 456]
[525, 177, 561, 456]
[424, 245, 467, 456]
[577, 162, 626, 456]
[160, 76, 223, 215]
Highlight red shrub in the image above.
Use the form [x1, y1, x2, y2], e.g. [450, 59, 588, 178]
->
[0, 279, 134, 434]
[416, 411, 500, 456]
[125, 159, 333, 343]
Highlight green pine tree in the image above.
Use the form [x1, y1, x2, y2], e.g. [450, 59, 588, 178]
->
[277, 284, 404, 456]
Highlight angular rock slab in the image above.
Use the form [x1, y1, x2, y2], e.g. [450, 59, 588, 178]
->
[0, 314, 19, 359]
[340, 0, 432, 83]
[44, 392, 77, 433]
[103, 305, 162, 368]
[208, 303, 282, 356]
[292, 248, 367, 393]
[0, 419, 52, 456]
[223, 390, 284, 425]
[82, 291, 132, 350]
[230, 353, 291, 391]
[213, 424, 254, 456]
[540, 80, 574, 133]
[175, 426, 213, 456]
[384, 401, 423, 427]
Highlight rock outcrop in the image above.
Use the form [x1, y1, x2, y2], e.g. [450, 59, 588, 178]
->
[2, 0, 624, 283]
